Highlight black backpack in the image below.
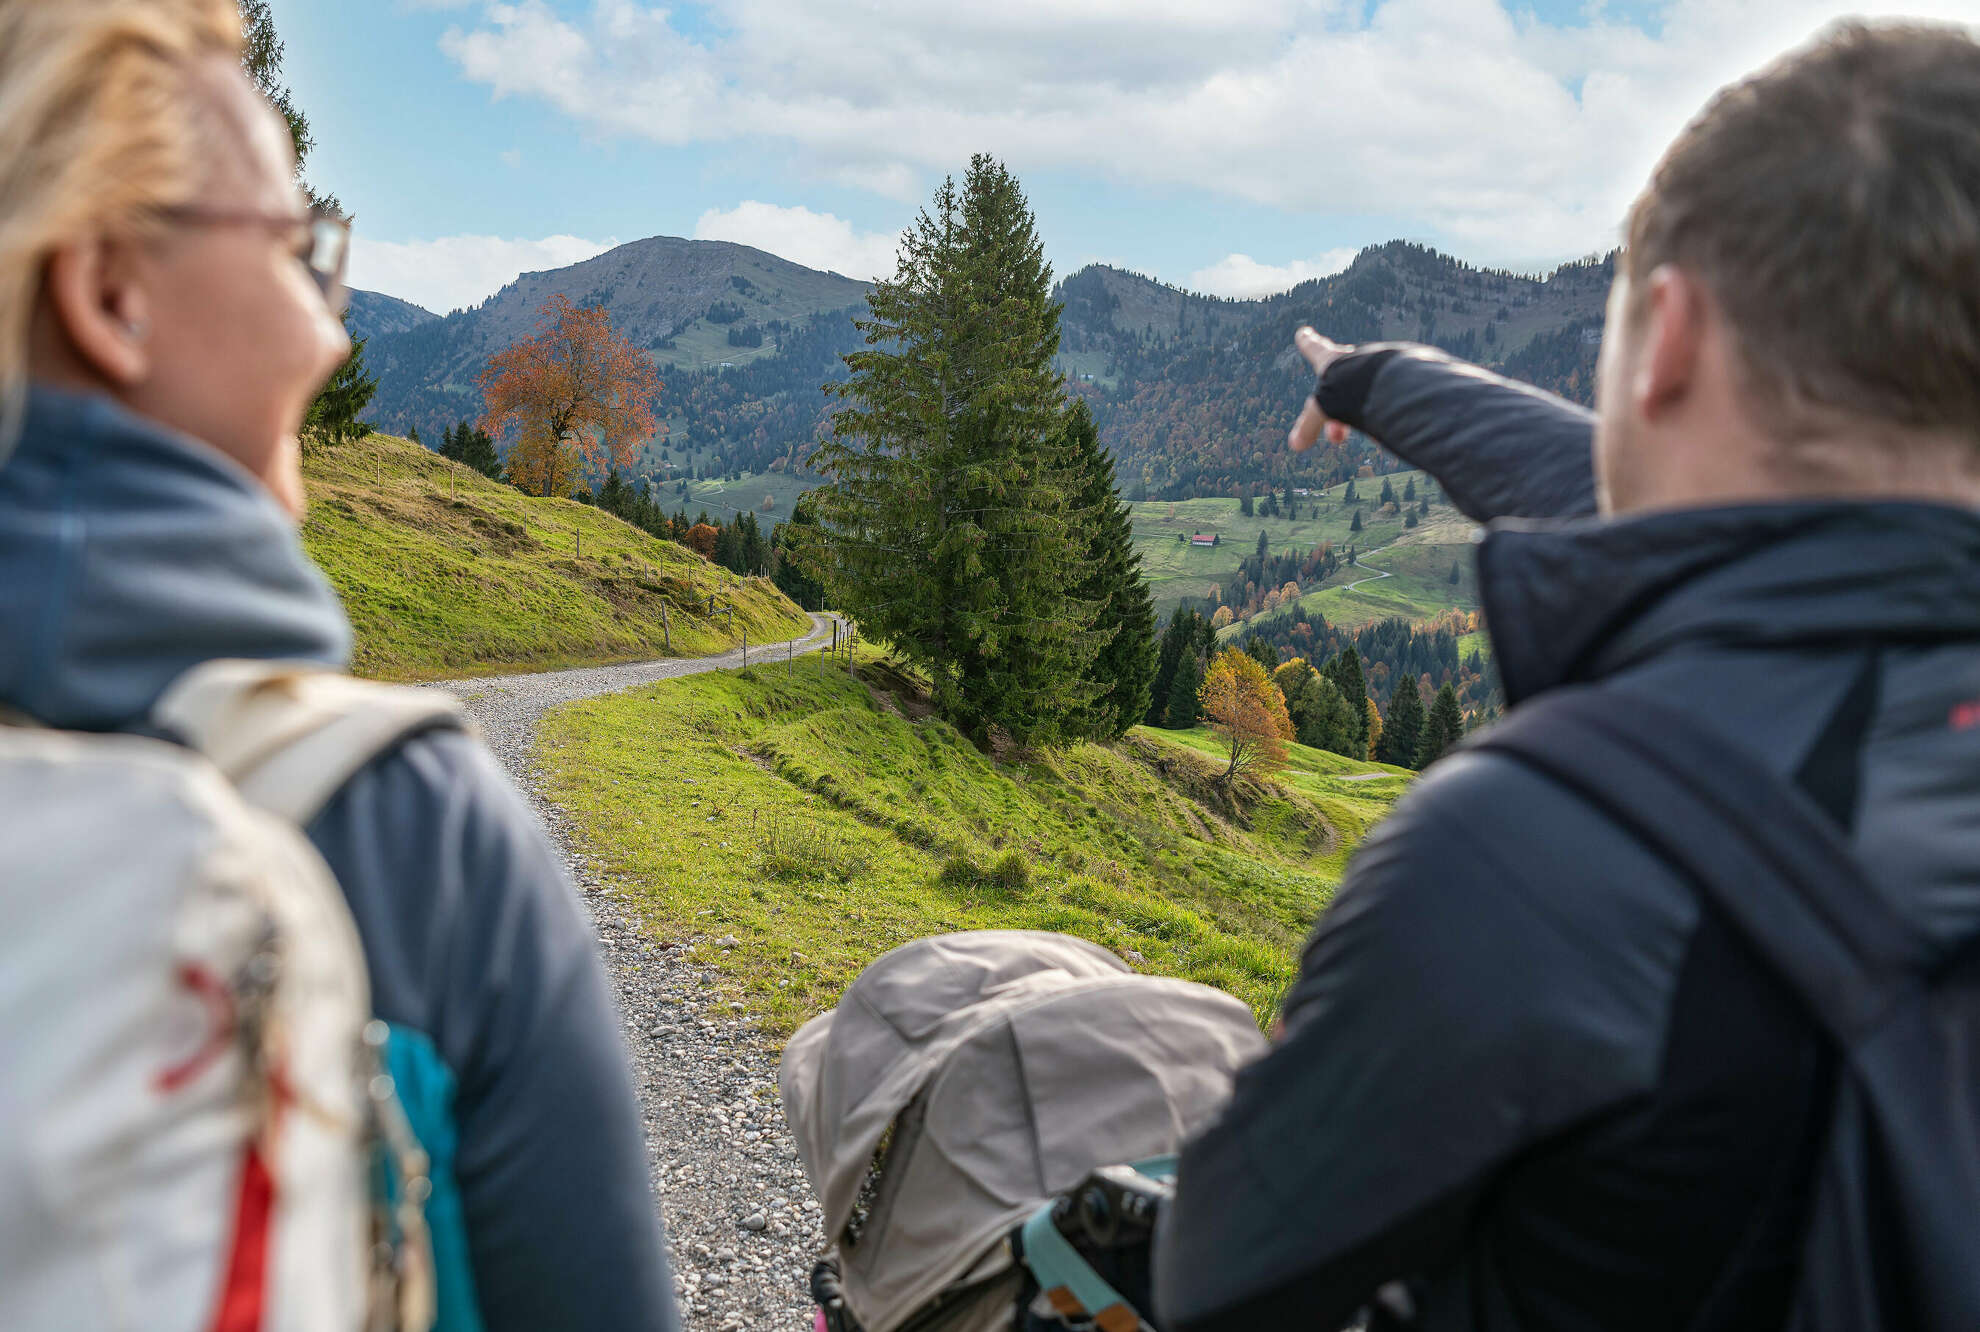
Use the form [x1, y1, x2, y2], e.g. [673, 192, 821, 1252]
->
[1475, 688, 1980, 1330]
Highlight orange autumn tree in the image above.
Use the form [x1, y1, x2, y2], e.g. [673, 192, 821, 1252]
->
[684, 523, 720, 559]
[478, 295, 663, 497]
[1200, 647, 1293, 786]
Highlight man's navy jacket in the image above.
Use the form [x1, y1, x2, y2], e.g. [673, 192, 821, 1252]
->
[1158, 346, 1980, 1331]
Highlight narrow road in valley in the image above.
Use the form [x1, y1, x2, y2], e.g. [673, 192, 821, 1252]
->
[1341, 543, 1395, 594]
[432, 613, 837, 1330]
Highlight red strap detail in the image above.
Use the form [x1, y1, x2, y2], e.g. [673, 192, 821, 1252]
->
[155, 963, 236, 1093]
[209, 1143, 276, 1332]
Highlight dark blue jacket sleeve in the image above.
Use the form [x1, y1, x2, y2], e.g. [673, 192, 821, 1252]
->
[1317, 343, 1600, 522]
[308, 729, 679, 1331]
[1154, 753, 1685, 1330]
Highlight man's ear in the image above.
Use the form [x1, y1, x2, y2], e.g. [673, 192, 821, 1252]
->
[1633, 263, 1703, 424]
[40, 234, 152, 388]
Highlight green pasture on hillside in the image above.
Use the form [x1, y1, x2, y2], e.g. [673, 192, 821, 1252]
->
[1243, 531, 1481, 635]
[301, 431, 810, 680]
[534, 651, 1413, 1036]
[1127, 470, 1474, 616]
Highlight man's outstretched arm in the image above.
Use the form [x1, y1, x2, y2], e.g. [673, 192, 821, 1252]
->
[1290, 331, 1600, 523]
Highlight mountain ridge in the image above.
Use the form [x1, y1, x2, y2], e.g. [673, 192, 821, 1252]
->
[356, 234, 1612, 499]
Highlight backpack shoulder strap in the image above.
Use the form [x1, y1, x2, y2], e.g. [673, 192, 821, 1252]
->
[151, 659, 468, 828]
[1469, 687, 1928, 1048]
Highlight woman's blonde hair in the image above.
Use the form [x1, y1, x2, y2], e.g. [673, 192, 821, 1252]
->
[0, 0, 241, 441]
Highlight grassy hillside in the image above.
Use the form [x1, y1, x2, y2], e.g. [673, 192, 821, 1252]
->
[534, 649, 1412, 1036]
[300, 431, 811, 680]
[1129, 470, 1481, 625]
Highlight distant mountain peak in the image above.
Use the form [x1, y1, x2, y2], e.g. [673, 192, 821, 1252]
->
[344, 288, 439, 343]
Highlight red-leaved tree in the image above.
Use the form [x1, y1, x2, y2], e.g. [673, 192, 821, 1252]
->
[478, 295, 663, 496]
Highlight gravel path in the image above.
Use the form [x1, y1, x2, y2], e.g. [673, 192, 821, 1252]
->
[433, 614, 838, 1330]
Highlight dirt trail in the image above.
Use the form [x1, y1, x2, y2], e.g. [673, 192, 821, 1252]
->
[430, 613, 838, 1329]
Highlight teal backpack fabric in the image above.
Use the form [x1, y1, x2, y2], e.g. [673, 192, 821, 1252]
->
[386, 1024, 484, 1332]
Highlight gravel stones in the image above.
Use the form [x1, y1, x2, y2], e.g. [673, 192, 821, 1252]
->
[430, 616, 836, 1327]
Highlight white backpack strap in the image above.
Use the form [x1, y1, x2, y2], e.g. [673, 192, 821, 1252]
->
[152, 659, 468, 827]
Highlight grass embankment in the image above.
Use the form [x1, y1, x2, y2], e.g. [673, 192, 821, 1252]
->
[301, 431, 811, 680]
[535, 650, 1411, 1036]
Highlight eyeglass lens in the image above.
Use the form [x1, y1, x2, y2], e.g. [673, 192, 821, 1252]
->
[307, 217, 349, 300]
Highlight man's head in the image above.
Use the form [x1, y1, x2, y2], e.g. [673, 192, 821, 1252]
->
[1595, 22, 1980, 515]
[0, 0, 350, 517]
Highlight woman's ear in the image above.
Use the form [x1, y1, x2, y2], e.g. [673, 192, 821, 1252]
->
[40, 233, 152, 388]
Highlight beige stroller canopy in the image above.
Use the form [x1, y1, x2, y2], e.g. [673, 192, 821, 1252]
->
[780, 931, 1266, 1332]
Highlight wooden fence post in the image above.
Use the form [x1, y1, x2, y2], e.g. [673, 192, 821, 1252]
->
[741, 627, 748, 672]
[661, 603, 671, 653]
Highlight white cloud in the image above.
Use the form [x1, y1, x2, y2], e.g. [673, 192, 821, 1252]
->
[499, 147, 522, 168]
[440, 0, 1980, 270]
[347, 232, 618, 314]
[692, 201, 900, 281]
[1190, 249, 1359, 299]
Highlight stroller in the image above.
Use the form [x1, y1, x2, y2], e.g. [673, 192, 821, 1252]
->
[780, 931, 1265, 1332]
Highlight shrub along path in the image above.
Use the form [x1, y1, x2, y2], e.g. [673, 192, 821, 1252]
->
[431, 613, 838, 1330]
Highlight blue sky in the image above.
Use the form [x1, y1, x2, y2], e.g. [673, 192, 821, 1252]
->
[270, 0, 1980, 313]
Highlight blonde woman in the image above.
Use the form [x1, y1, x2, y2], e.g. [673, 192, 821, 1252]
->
[0, 3, 678, 1327]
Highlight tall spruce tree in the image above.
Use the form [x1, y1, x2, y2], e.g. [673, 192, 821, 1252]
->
[1064, 398, 1156, 738]
[1147, 606, 1198, 727]
[1323, 647, 1370, 754]
[771, 496, 826, 609]
[1166, 651, 1202, 729]
[239, 3, 339, 215]
[1377, 676, 1427, 768]
[1419, 683, 1465, 767]
[809, 156, 1100, 746]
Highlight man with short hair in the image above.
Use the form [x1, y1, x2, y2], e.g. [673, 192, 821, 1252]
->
[1158, 22, 1980, 1331]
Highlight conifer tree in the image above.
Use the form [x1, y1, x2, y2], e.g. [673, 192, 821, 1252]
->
[1377, 677, 1427, 767]
[1305, 674, 1360, 757]
[301, 335, 376, 448]
[1323, 647, 1370, 754]
[238, 1, 337, 212]
[1147, 606, 1201, 727]
[1364, 697, 1384, 762]
[1272, 658, 1358, 757]
[441, 417, 502, 479]
[1419, 683, 1465, 767]
[1166, 650, 1202, 729]
[1064, 398, 1156, 737]
[1350, 508, 1364, 533]
[809, 155, 1099, 745]
[771, 496, 826, 609]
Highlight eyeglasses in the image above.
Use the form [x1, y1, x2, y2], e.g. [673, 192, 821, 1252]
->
[157, 202, 352, 311]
